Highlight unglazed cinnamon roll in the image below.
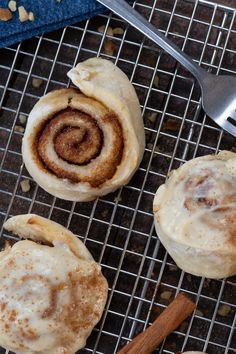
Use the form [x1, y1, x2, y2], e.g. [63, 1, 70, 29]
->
[153, 151, 236, 279]
[22, 58, 145, 201]
[1, 214, 108, 354]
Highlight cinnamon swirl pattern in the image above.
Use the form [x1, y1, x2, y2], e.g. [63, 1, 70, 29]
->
[153, 151, 236, 279]
[22, 58, 145, 201]
[2, 214, 108, 354]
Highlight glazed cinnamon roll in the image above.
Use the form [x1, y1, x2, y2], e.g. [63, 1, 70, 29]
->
[153, 151, 236, 279]
[2, 214, 108, 354]
[22, 58, 145, 201]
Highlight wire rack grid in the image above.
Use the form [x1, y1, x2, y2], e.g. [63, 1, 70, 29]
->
[0, 0, 236, 353]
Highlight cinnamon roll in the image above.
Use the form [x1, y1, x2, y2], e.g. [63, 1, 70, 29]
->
[2, 214, 108, 354]
[153, 151, 236, 279]
[22, 58, 145, 201]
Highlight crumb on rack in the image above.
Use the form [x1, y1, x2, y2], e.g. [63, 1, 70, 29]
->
[113, 27, 124, 36]
[217, 304, 231, 316]
[163, 118, 181, 132]
[148, 112, 157, 124]
[98, 25, 113, 36]
[98, 25, 124, 37]
[20, 179, 31, 193]
[14, 125, 25, 133]
[19, 114, 27, 125]
[160, 290, 172, 300]
[8, 1, 17, 12]
[195, 309, 204, 317]
[147, 143, 153, 150]
[0, 7, 13, 21]
[104, 40, 115, 56]
[18, 6, 29, 22]
[154, 145, 161, 153]
[32, 77, 43, 88]
[153, 75, 159, 87]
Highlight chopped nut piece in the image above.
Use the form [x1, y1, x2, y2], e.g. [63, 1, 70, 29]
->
[19, 114, 27, 125]
[8, 1, 17, 12]
[104, 40, 114, 56]
[217, 304, 231, 316]
[106, 27, 113, 36]
[160, 290, 172, 300]
[98, 25, 113, 36]
[28, 11, 34, 21]
[20, 179, 31, 193]
[154, 145, 161, 153]
[32, 78, 43, 88]
[195, 309, 204, 317]
[147, 143, 153, 150]
[153, 75, 159, 87]
[98, 25, 105, 33]
[148, 112, 157, 124]
[0, 8, 13, 21]
[18, 6, 28, 22]
[113, 27, 124, 35]
[14, 125, 25, 133]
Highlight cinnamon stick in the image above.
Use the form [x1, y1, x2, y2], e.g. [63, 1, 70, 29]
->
[117, 293, 196, 354]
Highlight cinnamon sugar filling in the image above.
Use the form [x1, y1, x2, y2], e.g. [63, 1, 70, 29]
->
[37, 108, 124, 187]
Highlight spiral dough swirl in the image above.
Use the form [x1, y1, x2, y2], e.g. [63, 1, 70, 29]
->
[153, 151, 236, 279]
[22, 58, 145, 201]
[37, 106, 124, 187]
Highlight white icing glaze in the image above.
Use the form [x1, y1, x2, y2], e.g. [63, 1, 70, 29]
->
[2, 214, 108, 354]
[153, 151, 236, 279]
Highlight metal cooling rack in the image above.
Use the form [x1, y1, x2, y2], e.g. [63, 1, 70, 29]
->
[0, 0, 236, 353]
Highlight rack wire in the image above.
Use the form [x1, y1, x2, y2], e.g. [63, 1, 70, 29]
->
[0, 0, 236, 353]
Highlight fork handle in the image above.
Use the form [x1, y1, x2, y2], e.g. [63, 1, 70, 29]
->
[97, 0, 207, 82]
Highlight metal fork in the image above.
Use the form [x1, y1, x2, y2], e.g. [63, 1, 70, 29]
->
[97, 0, 236, 137]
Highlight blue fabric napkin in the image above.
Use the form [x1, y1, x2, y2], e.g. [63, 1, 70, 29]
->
[0, 0, 106, 48]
